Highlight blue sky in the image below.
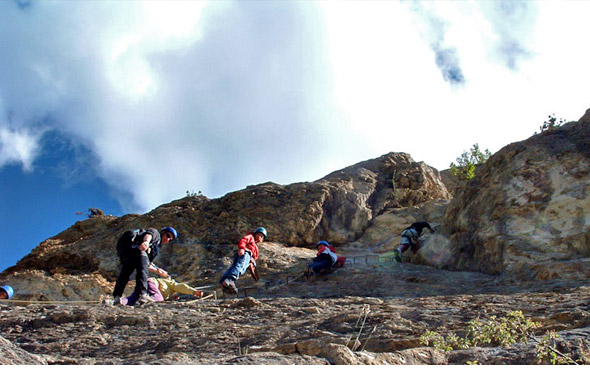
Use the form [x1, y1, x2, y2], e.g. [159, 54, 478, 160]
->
[1, 0, 590, 273]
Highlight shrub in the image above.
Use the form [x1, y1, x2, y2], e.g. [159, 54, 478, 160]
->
[449, 143, 491, 180]
[420, 310, 540, 351]
[421, 310, 589, 365]
[88, 208, 105, 218]
[538, 114, 566, 133]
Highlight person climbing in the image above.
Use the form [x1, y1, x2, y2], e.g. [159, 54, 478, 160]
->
[309, 241, 339, 275]
[112, 226, 178, 305]
[124, 276, 203, 306]
[219, 227, 267, 295]
[0, 285, 14, 300]
[394, 221, 435, 262]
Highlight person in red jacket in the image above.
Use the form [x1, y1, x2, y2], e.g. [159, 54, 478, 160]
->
[219, 227, 267, 294]
[310, 241, 338, 275]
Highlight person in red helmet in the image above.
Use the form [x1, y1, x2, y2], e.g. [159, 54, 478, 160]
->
[219, 227, 267, 295]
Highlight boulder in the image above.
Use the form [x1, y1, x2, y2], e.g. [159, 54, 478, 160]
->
[0, 335, 46, 365]
[442, 109, 590, 280]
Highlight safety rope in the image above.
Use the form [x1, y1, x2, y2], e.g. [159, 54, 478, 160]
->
[221, 252, 403, 298]
[0, 253, 402, 304]
[0, 299, 102, 305]
[194, 284, 219, 290]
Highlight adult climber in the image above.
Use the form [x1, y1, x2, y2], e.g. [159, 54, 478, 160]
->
[113, 227, 178, 305]
[0, 285, 14, 300]
[394, 221, 435, 262]
[219, 227, 267, 295]
[309, 241, 339, 275]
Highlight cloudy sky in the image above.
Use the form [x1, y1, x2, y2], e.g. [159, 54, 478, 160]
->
[1, 0, 589, 273]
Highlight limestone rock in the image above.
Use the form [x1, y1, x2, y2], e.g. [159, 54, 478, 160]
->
[0, 282, 588, 365]
[1, 152, 449, 301]
[2, 114, 590, 366]
[0, 335, 46, 365]
[442, 109, 590, 280]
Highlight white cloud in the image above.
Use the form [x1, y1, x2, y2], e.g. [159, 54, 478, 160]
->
[1, 0, 590, 214]
[318, 1, 590, 171]
[0, 126, 45, 171]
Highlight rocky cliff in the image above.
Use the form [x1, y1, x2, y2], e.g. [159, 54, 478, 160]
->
[1, 151, 450, 301]
[442, 109, 590, 280]
[1, 109, 589, 365]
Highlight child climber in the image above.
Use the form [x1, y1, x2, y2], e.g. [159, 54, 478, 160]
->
[219, 227, 267, 295]
[394, 221, 435, 262]
[0, 285, 14, 300]
[124, 276, 204, 306]
[309, 241, 338, 275]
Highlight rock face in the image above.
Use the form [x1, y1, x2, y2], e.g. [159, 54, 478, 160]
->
[0, 335, 46, 365]
[1, 265, 589, 365]
[1, 110, 590, 365]
[442, 109, 590, 280]
[2, 152, 450, 301]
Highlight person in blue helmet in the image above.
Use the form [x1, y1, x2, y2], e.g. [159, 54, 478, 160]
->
[0, 285, 14, 300]
[220, 227, 267, 295]
[113, 226, 178, 305]
[309, 241, 339, 275]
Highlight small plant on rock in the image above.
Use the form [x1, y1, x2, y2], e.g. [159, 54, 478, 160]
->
[88, 208, 105, 218]
[421, 310, 590, 365]
[535, 331, 590, 365]
[538, 114, 567, 134]
[420, 310, 540, 351]
[186, 190, 204, 197]
[449, 143, 491, 180]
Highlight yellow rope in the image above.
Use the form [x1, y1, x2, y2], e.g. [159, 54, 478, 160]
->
[0, 299, 102, 305]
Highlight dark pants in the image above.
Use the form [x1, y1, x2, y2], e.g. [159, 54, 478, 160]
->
[113, 249, 150, 297]
[311, 253, 333, 275]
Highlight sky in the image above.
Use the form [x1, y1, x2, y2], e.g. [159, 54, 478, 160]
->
[1, 0, 589, 273]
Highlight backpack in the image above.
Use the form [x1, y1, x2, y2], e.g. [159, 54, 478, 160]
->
[116, 229, 144, 258]
[334, 256, 346, 268]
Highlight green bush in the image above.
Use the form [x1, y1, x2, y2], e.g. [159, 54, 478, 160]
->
[420, 310, 539, 351]
[449, 143, 491, 180]
[535, 331, 590, 365]
[421, 310, 589, 365]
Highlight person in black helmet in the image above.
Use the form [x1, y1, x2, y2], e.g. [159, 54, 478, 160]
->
[394, 221, 434, 262]
[112, 226, 178, 305]
[220, 227, 267, 295]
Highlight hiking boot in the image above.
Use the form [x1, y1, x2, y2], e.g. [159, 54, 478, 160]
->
[228, 280, 238, 295]
[394, 249, 402, 263]
[113, 296, 122, 305]
[137, 293, 154, 306]
[221, 279, 235, 294]
[221, 278, 238, 295]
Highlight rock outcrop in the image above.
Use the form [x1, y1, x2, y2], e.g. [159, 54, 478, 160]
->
[2, 152, 450, 301]
[0, 335, 46, 365]
[1, 273, 589, 365]
[1, 109, 590, 365]
[442, 109, 590, 280]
